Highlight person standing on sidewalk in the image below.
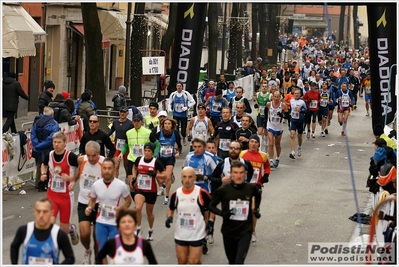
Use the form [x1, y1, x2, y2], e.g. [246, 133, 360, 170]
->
[31, 107, 60, 192]
[167, 82, 196, 146]
[2, 72, 29, 133]
[38, 81, 55, 115]
[10, 197, 75, 264]
[112, 85, 128, 112]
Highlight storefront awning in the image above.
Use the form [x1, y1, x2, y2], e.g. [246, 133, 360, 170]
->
[70, 23, 110, 49]
[97, 9, 127, 43]
[2, 4, 47, 58]
[146, 14, 168, 31]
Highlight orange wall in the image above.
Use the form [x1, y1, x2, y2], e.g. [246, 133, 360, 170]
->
[294, 5, 349, 16]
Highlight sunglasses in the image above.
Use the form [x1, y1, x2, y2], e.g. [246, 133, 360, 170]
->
[89, 120, 98, 123]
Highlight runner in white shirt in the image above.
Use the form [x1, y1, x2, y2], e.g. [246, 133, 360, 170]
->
[69, 141, 105, 264]
[85, 158, 132, 259]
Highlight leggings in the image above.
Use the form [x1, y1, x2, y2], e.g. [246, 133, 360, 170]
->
[222, 232, 252, 264]
[173, 116, 188, 138]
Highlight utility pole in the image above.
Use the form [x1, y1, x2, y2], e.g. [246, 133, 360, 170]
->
[124, 3, 132, 88]
[220, 3, 227, 73]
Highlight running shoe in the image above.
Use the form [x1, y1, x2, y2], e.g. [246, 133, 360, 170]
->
[147, 230, 154, 241]
[366, 112, 370, 116]
[135, 228, 141, 237]
[289, 153, 295, 159]
[207, 234, 214, 244]
[312, 133, 315, 138]
[325, 128, 329, 135]
[82, 249, 92, 265]
[163, 197, 169, 205]
[320, 131, 325, 137]
[171, 174, 175, 184]
[306, 131, 310, 139]
[251, 232, 257, 242]
[354, 105, 357, 110]
[341, 131, 346, 136]
[157, 187, 164, 196]
[183, 138, 188, 146]
[202, 240, 209, 255]
[270, 159, 275, 168]
[274, 159, 280, 168]
[70, 224, 79, 245]
[297, 147, 302, 157]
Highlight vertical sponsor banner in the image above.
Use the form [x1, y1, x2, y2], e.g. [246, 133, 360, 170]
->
[367, 5, 397, 128]
[169, 3, 207, 94]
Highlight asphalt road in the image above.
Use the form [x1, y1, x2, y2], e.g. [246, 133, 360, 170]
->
[2, 96, 376, 265]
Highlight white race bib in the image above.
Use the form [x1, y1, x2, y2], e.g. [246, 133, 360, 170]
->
[211, 103, 222, 112]
[291, 110, 300, 119]
[229, 200, 250, 221]
[195, 131, 207, 141]
[160, 145, 173, 157]
[271, 115, 281, 123]
[365, 86, 371, 94]
[51, 176, 66, 193]
[175, 103, 184, 112]
[100, 204, 116, 219]
[137, 174, 152, 190]
[178, 212, 196, 229]
[320, 99, 328, 107]
[250, 168, 260, 184]
[219, 138, 231, 151]
[28, 257, 53, 265]
[116, 139, 125, 151]
[259, 106, 265, 116]
[132, 145, 144, 157]
[82, 173, 98, 189]
[310, 100, 318, 108]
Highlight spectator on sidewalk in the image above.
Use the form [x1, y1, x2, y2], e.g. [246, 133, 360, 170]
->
[54, 98, 80, 126]
[48, 93, 65, 109]
[77, 92, 95, 132]
[31, 107, 60, 192]
[73, 90, 98, 116]
[112, 85, 127, 111]
[38, 81, 55, 114]
[2, 72, 29, 133]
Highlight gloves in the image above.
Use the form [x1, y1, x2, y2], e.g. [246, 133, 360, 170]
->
[254, 208, 261, 219]
[182, 106, 188, 111]
[222, 209, 235, 219]
[131, 177, 137, 187]
[254, 103, 259, 109]
[196, 175, 208, 182]
[165, 216, 173, 228]
[260, 174, 269, 184]
[277, 111, 284, 118]
[187, 135, 192, 142]
[147, 169, 155, 177]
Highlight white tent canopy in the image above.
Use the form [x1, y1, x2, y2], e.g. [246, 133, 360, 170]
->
[2, 3, 46, 58]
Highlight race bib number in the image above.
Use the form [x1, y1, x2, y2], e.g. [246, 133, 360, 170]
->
[341, 95, 350, 107]
[82, 173, 98, 189]
[178, 212, 196, 230]
[250, 168, 260, 184]
[291, 110, 300, 119]
[101, 205, 116, 219]
[132, 145, 144, 157]
[137, 174, 152, 190]
[195, 131, 207, 141]
[116, 139, 125, 151]
[211, 103, 222, 112]
[229, 200, 250, 221]
[219, 138, 231, 151]
[310, 100, 318, 108]
[320, 99, 328, 107]
[259, 106, 265, 116]
[160, 145, 173, 157]
[52, 176, 66, 193]
[28, 257, 53, 265]
[365, 86, 371, 94]
[175, 103, 184, 112]
[271, 115, 281, 123]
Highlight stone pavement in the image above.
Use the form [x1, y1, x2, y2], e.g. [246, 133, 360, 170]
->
[9, 77, 159, 132]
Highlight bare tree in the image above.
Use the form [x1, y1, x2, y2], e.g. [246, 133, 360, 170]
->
[251, 3, 258, 62]
[227, 3, 239, 73]
[81, 3, 106, 109]
[266, 4, 281, 65]
[161, 3, 178, 69]
[129, 3, 145, 107]
[338, 5, 346, 43]
[258, 4, 266, 60]
[208, 3, 218, 79]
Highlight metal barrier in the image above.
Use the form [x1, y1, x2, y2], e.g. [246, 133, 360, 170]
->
[21, 121, 34, 132]
[96, 108, 119, 133]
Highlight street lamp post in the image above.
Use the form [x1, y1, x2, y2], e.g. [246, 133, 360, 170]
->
[220, 3, 227, 73]
[124, 3, 132, 88]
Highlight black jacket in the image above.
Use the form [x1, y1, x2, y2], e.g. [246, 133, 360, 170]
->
[2, 77, 29, 112]
[54, 103, 77, 126]
[112, 93, 127, 111]
[38, 91, 53, 114]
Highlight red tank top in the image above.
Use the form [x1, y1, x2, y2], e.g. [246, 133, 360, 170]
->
[47, 150, 72, 195]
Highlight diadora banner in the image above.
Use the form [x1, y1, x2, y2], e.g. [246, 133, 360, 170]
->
[367, 5, 397, 128]
[169, 3, 207, 94]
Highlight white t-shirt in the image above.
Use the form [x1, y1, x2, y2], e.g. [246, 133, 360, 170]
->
[78, 155, 105, 204]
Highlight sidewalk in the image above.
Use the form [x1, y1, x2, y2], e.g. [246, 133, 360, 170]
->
[11, 77, 159, 132]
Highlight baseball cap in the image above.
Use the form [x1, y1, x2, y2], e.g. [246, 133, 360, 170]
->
[373, 138, 387, 147]
[119, 106, 128, 112]
[132, 114, 143, 121]
[149, 102, 159, 109]
[157, 110, 168, 117]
